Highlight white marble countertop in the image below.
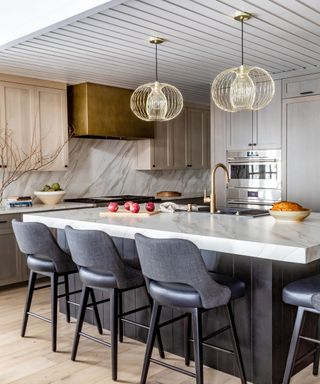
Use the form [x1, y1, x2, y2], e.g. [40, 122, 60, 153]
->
[0, 202, 94, 215]
[23, 207, 320, 264]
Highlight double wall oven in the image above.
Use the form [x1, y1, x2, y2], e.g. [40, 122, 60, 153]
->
[227, 149, 281, 208]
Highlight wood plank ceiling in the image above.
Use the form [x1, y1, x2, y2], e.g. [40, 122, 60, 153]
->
[0, 0, 320, 104]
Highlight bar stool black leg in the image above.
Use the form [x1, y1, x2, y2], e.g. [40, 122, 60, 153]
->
[313, 316, 320, 376]
[110, 289, 119, 381]
[64, 274, 71, 323]
[146, 293, 165, 358]
[225, 303, 247, 384]
[118, 290, 123, 343]
[89, 289, 103, 335]
[283, 306, 306, 384]
[140, 302, 162, 384]
[71, 285, 90, 361]
[191, 308, 204, 384]
[21, 271, 37, 337]
[184, 313, 191, 366]
[51, 274, 58, 352]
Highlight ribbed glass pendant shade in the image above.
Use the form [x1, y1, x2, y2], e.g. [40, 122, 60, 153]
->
[131, 80, 183, 121]
[212, 65, 275, 112]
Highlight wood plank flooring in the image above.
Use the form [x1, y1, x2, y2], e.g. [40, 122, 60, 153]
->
[0, 285, 317, 384]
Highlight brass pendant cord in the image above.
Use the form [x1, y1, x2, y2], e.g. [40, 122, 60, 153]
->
[241, 18, 244, 66]
[155, 43, 159, 81]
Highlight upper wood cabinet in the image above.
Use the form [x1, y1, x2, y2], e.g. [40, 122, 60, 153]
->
[282, 73, 320, 98]
[136, 105, 210, 170]
[35, 87, 68, 170]
[0, 83, 38, 169]
[226, 80, 281, 150]
[0, 75, 68, 171]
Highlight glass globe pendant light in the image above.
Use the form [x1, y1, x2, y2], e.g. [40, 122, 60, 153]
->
[130, 37, 183, 121]
[211, 12, 275, 112]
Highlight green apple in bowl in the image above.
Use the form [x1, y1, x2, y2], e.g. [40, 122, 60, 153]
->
[35, 183, 65, 205]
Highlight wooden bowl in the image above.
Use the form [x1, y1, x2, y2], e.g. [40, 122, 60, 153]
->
[34, 191, 65, 205]
[156, 191, 182, 198]
[269, 209, 311, 222]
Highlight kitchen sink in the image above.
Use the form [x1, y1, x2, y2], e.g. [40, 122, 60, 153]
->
[195, 206, 269, 217]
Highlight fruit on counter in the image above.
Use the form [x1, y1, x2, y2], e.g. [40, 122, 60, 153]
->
[145, 201, 155, 212]
[41, 182, 63, 192]
[124, 201, 134, 211]
[108, 202, 119, 212]
[130, 202, 140, 213]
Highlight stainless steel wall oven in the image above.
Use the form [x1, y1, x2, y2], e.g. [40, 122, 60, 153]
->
[227, 150, 281, 207]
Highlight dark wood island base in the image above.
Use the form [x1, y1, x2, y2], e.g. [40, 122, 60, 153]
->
[58, 233, 320, 384]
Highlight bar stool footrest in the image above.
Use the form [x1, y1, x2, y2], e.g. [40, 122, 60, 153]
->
[150, 357, 196, 378]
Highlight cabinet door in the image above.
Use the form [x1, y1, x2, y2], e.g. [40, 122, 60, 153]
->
[283, 74, 320, 98]
[284, 96, 320, 211]
[187, 108, 210, 168]
[1, 82, 38, 169]
[254, 80, 281, 149]
[35, 87, 68, 171]
[153, 122, 171, 169]
[227, 110, 253, 150]
[170, 109, 187, 168]
[0, 214, 25, 286]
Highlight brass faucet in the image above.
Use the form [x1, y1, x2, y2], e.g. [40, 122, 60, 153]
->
[204, 163, 230, 213]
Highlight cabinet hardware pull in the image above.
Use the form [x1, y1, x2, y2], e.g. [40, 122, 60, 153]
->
[152, 164, 155, 168]
[300, 91, 314, 95]
[3, 165, 7, 168]
[252, 143, 257, 146]
[248, 143, 252, 146]
[0, 220, 8, 224]
[64, 165, 68, 168]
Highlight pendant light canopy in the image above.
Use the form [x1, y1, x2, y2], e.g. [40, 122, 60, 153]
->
[211, 12, 275, 113]
[130, 37, 183, 122]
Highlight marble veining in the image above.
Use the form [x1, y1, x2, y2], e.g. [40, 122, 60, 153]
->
[23, 207, 320, 264]
[3, 138, 210, 199]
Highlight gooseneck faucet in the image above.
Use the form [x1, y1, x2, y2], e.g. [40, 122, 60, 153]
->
[204, 163, 230, 213]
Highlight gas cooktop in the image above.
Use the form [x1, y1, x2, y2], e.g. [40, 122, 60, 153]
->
[65, 195, 160, 206]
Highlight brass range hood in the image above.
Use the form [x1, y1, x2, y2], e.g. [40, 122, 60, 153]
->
[68, 83, 154, 139]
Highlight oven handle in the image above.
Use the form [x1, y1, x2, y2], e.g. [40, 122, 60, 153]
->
[227, 158, 278, 163]
[227, 199, 274, 205]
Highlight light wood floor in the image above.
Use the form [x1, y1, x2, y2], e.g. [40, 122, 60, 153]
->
[0, 286, 317, 384]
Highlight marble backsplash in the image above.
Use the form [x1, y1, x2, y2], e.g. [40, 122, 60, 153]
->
[4, 138, 210, 198]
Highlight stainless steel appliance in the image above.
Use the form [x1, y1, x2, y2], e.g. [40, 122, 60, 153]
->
[227, 149, 281, 208]
[65, 195, 160, 207]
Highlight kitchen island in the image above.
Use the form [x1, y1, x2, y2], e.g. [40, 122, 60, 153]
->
[23, 207, 320, 384]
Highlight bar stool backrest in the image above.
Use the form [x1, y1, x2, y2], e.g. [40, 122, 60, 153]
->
[135, 234, 231, 309]
[65, 226, 142, 289]
[12, 219, 73, 273]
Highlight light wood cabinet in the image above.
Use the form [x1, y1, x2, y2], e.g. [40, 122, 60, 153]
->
[0, 83, 39, 169]
[35, 87, 68, 170]
[226, 80, 281, 150]
[282, 73, 320, 98]
[136, 105, 210, 170]
[0, 75, 68, 172]
[0, 214, 28, 287]
[283, 95, 320, 211]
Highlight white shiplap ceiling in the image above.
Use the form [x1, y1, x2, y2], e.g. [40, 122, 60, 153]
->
[0, 0, 320, 104]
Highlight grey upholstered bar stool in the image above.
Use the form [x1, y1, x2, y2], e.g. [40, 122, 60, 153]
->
[135, 234, 247, 384]
[64, 226, 165, 381]
[282, 275, 320, 383]
[12, 220, 102, 352]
